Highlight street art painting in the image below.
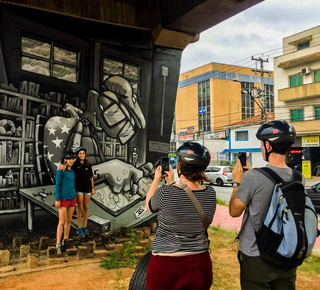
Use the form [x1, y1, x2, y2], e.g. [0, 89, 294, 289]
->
[0, 6, 181, 233]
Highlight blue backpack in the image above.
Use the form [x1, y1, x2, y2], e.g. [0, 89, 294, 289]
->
[254, 167, 319, 270]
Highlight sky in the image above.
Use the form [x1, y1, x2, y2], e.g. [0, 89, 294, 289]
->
[180, 0, 320, 73]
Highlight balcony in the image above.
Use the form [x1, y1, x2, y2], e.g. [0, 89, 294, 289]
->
[278, 82, 320, 102]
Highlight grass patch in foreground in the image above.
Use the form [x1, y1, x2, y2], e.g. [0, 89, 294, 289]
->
[298, 254, 320, 273]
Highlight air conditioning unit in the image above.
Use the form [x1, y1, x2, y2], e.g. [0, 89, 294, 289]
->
[301, 67, 311, 74]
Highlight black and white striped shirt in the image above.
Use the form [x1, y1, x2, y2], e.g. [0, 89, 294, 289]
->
[149, 184, 216, 254]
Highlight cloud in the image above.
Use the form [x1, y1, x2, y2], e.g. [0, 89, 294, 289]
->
[180, 0, 320, 73]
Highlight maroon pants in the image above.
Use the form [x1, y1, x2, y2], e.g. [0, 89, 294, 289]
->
[146, 251, 213, 290]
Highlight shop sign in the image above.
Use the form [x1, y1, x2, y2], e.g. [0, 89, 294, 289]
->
[219, 153, 226, 160]
[302, 160, 311, 178]
[302, 136, 319, 147]
[178, 134, 194, 140]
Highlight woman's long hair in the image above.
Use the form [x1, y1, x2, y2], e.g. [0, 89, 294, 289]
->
[76, 151, 90, 167]
[178, 157, 211, 185]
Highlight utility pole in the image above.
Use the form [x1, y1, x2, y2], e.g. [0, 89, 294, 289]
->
[251, 56, 268, 123]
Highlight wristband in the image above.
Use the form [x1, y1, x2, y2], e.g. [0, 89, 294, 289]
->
[169, 182, 176, 186]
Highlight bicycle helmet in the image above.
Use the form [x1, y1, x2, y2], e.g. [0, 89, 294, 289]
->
[176, 141, 210, 171]
[63, 150, 76, 159]
[256, 120, 296, 144]
[75, 146, 86, 155]
[256, 120, 296, 161]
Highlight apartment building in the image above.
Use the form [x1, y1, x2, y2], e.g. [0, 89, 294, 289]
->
[173, 62, 274, 163]
[274, 25, 320, 176]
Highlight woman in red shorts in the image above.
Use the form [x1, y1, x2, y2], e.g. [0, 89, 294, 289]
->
[146, 141, 216, 290]
[54, 150, 77, 255]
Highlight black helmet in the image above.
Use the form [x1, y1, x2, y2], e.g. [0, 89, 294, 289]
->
[75, 146, 86, 155]
[176, 141, 210, 170]
[63, 150, 76, 159]
[256, 120, 296, 145]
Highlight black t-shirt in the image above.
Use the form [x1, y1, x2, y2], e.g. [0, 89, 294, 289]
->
[72, 159, 93, 192]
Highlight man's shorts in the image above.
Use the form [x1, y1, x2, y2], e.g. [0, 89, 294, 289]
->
[60, 197, 77, 207]
[77, 191, 91, 196]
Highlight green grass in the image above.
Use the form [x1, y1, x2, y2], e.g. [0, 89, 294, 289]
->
[101, 229, 142, 270]
[298, 254, 320, 273]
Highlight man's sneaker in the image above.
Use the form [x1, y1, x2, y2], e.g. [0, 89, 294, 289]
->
[77, 227, 85, 238]
[56, 245, 62, 255]
[61, 239, 65, 247]
[83, 227, 89, 236]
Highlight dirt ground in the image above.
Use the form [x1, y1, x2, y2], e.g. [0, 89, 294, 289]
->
[1, 224, 320, 289]
[1, 253, 320, 290]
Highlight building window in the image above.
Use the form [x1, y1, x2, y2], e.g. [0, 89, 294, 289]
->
[241, 82, 254, 119]
[291, 109, 303, 122]
[236, 130, 248, 141]
[103, 57, 140, 96]
[314, 70, 320, 83]
[198, 80, 210, 132]
[21, 36, 80, 83]
[298, 41, 310, 50]
[315, 107, 320, 120]
[264, 84, 274, 112]
[289, 74, 302, 87]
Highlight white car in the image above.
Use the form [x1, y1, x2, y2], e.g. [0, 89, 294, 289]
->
[205, 166, 234, 186]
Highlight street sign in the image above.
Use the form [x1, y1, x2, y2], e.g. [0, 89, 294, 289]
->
[198, 108, 206, 114]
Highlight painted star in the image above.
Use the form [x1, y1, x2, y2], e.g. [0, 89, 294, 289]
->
[54, 162, 61, 170]
[52, 136, 63, 148]
[51, 116, 61, 124]
[48, 127, 56, 135]
[60, 124, 70, 134]
[46, 151, 54, 161]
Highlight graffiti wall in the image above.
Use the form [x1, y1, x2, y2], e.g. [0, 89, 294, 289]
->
[0, 6, 181, 231]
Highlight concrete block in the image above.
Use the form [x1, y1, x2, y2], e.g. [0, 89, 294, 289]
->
[47, 246, 57, 259]
[0, 250, 10, 267]
[0, 265, 15, 274]
[20, 245, 30, 259]
[77, 246, 87, 260]
[105, 243, 116, 251]
[93, 250, 109, 258]
[138, 239, 149, 247]
[66, 247, 77, 256]
[47, 258, 66, 265]
[150, 222, 157, 233]
[39, 237, 50, 250]
[135, 229, 144, 240]
[148, 236, 154, 248]
[143, 227, 151, 238]
[13, 237, 22, 249]
[27, 254, 38, 269]
[114, 244, 124, 255]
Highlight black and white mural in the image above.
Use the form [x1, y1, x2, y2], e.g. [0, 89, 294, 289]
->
[0, 6, 181, 232]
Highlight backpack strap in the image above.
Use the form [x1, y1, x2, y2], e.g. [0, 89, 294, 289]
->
[255, 167, 302, 185]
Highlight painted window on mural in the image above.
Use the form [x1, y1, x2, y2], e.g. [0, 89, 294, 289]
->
[198, 80, 210, 132]
[103, 58, 140, 96]
[21, 36, 80, 83]
[241, 82, 254, 120]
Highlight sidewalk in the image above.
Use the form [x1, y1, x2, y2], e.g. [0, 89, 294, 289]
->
[211, 205, 320, 255]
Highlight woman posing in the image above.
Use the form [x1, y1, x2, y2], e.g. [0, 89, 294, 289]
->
[73, 147, 95, 237]
[146, 141, 216, 290]
[55, 150, 77, 255]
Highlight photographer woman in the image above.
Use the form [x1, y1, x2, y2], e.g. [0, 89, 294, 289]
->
[146, 141, 216, 290]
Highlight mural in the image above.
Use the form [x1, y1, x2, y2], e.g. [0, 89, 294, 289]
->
[0, 6, 181, 233]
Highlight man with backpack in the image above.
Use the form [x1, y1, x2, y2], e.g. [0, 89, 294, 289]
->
[229, 120, 318, 290]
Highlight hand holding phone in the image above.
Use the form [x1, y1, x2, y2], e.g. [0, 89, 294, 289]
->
[160, 157, 169, 174]
[238, 152, 246, 167]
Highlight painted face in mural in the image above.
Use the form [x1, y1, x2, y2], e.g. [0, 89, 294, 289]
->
[93, 76, 146, 144]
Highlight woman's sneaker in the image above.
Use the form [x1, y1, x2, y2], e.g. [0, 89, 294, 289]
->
[83, 227, 89, 236]
[77, 227, 85, 238]
[56, 244, 62, 255]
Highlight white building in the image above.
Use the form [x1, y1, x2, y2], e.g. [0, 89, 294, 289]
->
[274, 25, 320, 176]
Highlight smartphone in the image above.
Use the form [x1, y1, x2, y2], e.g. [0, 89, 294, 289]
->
[160, 157, 169, 174]
[238, 152, 246, 167]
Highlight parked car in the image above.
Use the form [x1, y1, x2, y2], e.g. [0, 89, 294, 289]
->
[205, 166, 234, 186]
[306, 182, 320, 213]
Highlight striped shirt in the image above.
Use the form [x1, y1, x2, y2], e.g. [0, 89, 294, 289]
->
[149, 184, 216, 254]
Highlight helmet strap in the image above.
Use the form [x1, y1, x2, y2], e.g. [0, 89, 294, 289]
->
[263, 140, 273, 162]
